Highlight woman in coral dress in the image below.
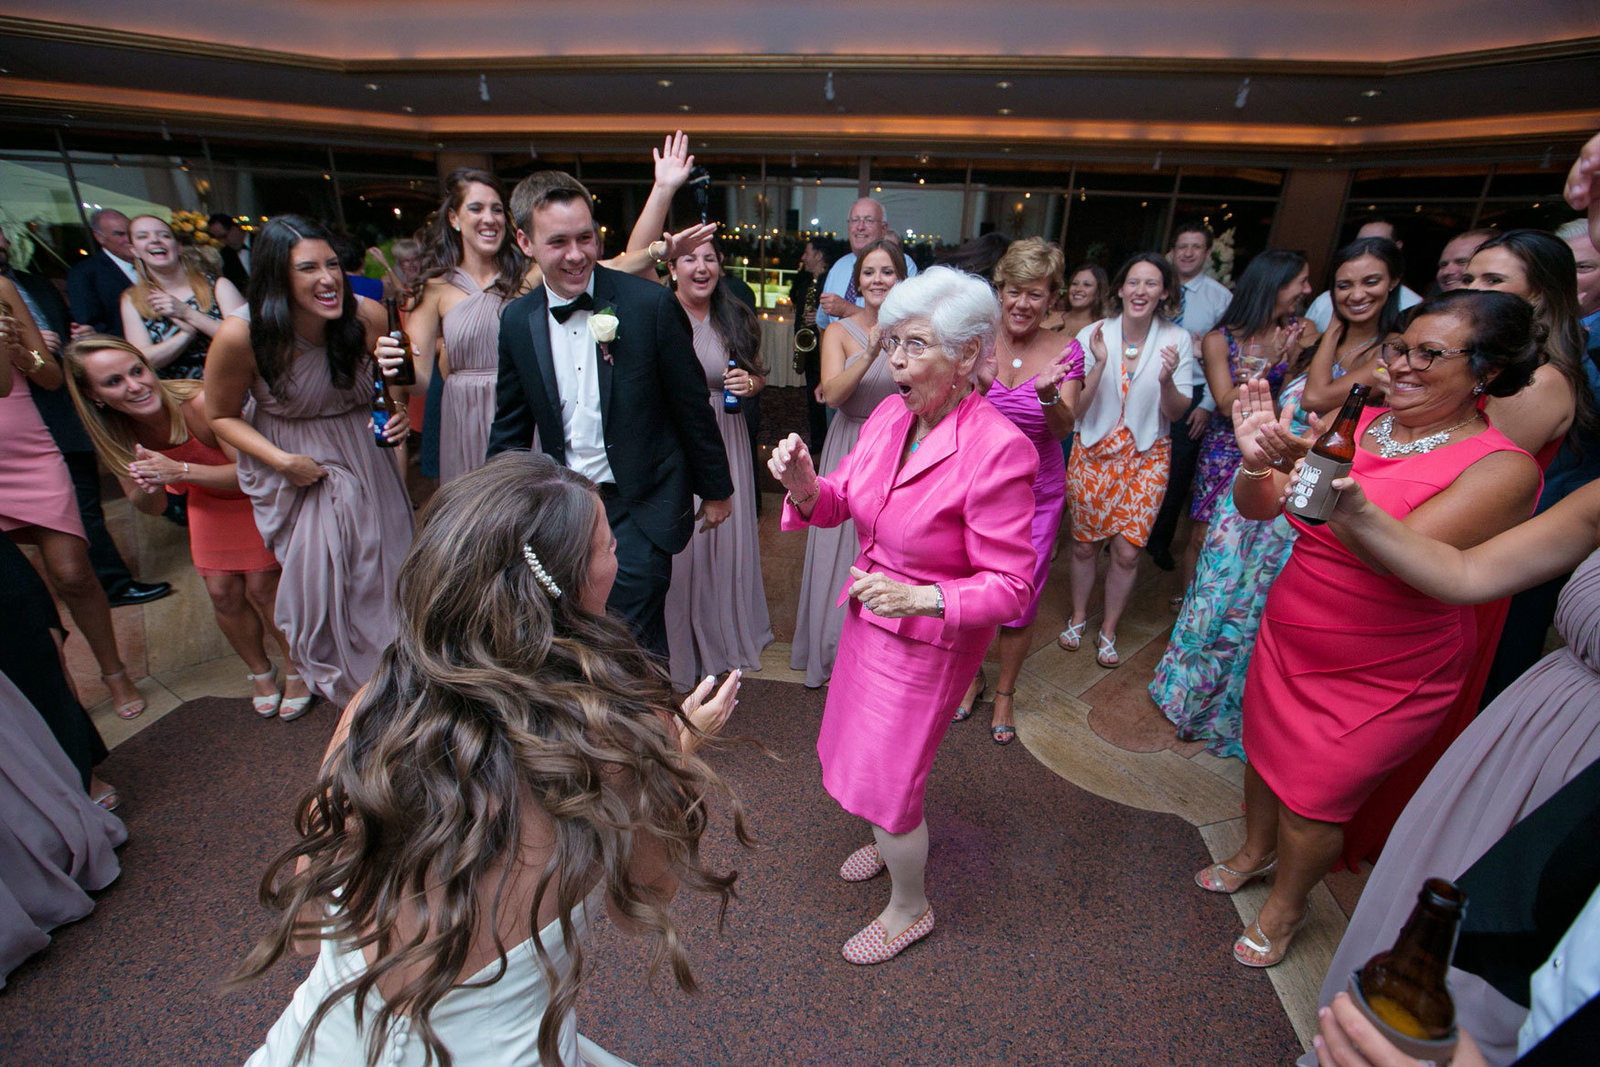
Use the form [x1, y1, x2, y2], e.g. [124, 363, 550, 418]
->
[63, 336, 312, 719]
[1200, 290, 1543, 969]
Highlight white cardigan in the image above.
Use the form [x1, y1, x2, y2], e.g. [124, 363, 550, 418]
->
[1074, 315, 1199, 451]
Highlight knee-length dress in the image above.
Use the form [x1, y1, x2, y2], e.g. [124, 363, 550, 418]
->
[1066, 366, 1171, 548]
[235, 337, 414, 707]
[160, 434, 279, 575]
[438, 268, 507, 484]
[0, 377, 85, 540]
[1149, 371, 1313, 758]
[790, 319, 898, 686]
[1190, 329, 1287, 523]
[663, 316, 772, 691]
[1243, 408, 1534, 822]
[781, 389, 1037, 833]
[986, 357, 1073, 628]
[1298, 548, 1600, 1067]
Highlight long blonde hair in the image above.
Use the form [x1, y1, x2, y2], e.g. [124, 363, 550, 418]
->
[126, 214, 217, 320]
[61, 335, 198, 474]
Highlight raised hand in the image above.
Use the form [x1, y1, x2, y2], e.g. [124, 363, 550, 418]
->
[680, 669, 740, 751]
[1088, 322, 1108, 367]
[1157, 344, 1180, 383]
[663, 221, 718, 261]
[1231, 378, 1281, 469]
[767, 432, 818, 500]
[1258, 404, 1321, 470]
[652, 130, 696, 191]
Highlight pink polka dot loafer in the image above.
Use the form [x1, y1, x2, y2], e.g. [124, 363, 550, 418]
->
[841, 907, 935, 965]
[838, 843, 886, 882]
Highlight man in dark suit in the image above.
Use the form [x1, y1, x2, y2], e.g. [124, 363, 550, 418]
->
[0, 222, 170, 606]
[67, 208, 136, 338]
[207, 213, 251, 292]
[487, 171, 733, 657]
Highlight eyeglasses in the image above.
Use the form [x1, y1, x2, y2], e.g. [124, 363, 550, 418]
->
[882, 335, 938, 358]
[1379, 340, 1473, 371]
[847, 216, 882, 226]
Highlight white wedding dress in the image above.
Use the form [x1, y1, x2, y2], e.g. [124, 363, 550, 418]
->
[246, 891, 634, 1066]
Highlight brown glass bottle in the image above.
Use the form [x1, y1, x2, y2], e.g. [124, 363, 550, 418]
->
[1285, 382, 1370, 525]
[1349, 877, 1465, 1057]
[382, 295, 417, 386]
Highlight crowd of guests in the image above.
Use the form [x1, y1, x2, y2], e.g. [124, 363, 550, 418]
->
[2, 126, 1600, 1063]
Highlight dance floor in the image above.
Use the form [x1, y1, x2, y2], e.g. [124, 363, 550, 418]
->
[0, 681, 1301, 1065]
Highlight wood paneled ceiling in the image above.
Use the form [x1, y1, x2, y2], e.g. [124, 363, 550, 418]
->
[0, 2, 1596, 163]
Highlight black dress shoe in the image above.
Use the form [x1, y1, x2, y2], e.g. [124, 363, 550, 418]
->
[1145, 543, 1176, 571]
[108, 580, 173, 607]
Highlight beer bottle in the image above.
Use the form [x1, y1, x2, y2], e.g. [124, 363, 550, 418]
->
[371, 380, 402, 449]
[382, 295, 417, 387]
[1347, 878, 1465, 1062]
[1284, 382, 1370, 525]
[722, 358, 742, 413]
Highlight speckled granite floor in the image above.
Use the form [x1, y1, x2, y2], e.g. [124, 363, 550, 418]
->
[0, 684, 1301, 1066]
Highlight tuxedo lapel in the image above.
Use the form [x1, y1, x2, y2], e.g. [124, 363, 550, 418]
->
[591, 268, 617, 426]
[525, 290, 562, 422]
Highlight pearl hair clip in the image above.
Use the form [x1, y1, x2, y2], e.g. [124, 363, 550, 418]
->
[521, 544, 562, 598]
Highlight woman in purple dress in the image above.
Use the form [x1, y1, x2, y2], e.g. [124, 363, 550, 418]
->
[957, 239, 1083, 744]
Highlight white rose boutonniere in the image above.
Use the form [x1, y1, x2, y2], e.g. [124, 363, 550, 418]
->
[589, 308, 620, 363]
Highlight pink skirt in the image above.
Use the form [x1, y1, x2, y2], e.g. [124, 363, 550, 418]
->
[818, 602, 987, 833]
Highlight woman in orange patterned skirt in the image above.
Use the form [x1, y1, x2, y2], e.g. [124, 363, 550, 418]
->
[1060, 254, 1199, 667]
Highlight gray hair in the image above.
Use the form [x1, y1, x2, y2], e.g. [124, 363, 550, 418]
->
[879, 265, 1000, 371]
[88, 208, 128, 234]
[1555, 218, 1591, 243]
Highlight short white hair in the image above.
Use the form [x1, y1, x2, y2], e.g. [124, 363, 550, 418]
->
[879, 265, 1000, 370]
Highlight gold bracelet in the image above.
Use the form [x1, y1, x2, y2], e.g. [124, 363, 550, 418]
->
[786, 488, 818, 509]
[25, 349, 45, 374]
[1238, 465, 1274, 480]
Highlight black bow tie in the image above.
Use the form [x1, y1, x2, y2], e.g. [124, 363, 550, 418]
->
[550, 292, 594, 324]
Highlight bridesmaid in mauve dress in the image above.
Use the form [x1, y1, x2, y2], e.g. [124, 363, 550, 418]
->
[437, 269, 512, 482]
[663, 242, 772, 690]
[206, 217, 414, 709]
[792, 240, 906, 688]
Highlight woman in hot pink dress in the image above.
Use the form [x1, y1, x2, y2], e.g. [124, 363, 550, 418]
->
[960, 238, 1082, 744]
[769, 267, 1036, 965]
[1201, 290, 1543, 969]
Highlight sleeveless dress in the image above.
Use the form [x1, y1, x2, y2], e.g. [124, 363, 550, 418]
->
[140, 280, 225, 380]
[1299, 549, 1600, 1067]
[790, 319, 898, 687]
[985, 348, 1075, 628]
[1242, 407, 1535, 821]
[663, 315, 772, 691]
[0, 376, 84, 540]
[438, 268, 507, 484]
[0, 668, 126, 988]
[1190, 328, 1288, 523]
[1150, 371, 1316, 758]
[160, 434, 279, 575]
[247, 892, 633, 1067]
[234, 325, 414, 707]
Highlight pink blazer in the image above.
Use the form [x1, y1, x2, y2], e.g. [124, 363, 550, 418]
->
[782, 388, 1039, 654]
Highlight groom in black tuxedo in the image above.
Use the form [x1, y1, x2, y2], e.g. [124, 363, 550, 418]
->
[487, 170, 732, 656]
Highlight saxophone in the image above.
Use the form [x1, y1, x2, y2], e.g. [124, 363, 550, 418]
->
[792, 278, 821, 374]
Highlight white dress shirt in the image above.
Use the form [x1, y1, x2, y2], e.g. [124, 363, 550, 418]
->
[813, 251, 919, 331]
[545, 280, 615, 486]
[105, 248, 138, 284]
[1074, 316, 1199, 451]
[1177, 273, 1233, 413]
[1304, 285, 1422, 332]
[1519, 881, 1600, 1055]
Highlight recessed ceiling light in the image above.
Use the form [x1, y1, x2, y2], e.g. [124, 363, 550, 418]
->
[658, 79, 672, 88]
[364, 82, 379, 91]
[1361, 89, 1384, 98]
[1344, 115, 1362, 123]
[679, 104, 692, 111]
[996, 80, 1012, 89]
[402, 106, 415, 113]
[997, 107, 1012, 116]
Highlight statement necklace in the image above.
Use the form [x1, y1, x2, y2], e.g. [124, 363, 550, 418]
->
[1370, 412, 1480, 458]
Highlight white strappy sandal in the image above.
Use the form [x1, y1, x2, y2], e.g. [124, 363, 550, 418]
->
[247, 666, 281, 718]
[1057, 619, 1087, 651]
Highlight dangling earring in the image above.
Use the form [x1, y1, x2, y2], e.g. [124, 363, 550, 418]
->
[1472, 380, 1485, 395]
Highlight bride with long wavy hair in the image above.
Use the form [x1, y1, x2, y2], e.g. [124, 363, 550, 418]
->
[235, 451, 749, 1067]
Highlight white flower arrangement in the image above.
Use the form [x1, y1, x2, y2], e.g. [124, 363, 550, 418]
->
[1207, 228, 1237, 288]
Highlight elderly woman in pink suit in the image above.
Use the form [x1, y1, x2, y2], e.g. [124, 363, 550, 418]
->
[769, 266, 1037, 965]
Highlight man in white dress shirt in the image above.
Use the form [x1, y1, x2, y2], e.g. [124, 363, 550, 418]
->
[813, 197, 918, 332]
[66, 209, 137, 338]
[1146, 220, 1233, 570]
